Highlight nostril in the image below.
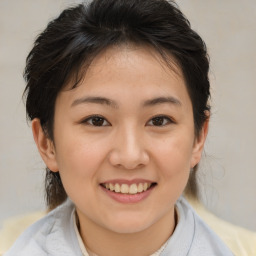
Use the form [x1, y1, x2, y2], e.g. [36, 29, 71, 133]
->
[108, 152, 149, 170]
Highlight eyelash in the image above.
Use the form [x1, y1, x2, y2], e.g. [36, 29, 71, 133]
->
[81, 115, 174, 127]
[146, 115, 174, 127]
[81, 115, 110, 127]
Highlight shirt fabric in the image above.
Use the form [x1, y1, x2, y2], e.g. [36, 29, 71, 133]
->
[4, 197, 234, 256]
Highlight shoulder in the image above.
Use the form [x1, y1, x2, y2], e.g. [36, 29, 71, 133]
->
[0, 211, 45, 255]
[162, 197, 234, 256]
[4, 200, 81, 256]
[187, 197, 256, 256]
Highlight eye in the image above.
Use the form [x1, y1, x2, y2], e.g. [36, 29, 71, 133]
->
[147, 115, 173, 126]
[82, 115, 110, 127]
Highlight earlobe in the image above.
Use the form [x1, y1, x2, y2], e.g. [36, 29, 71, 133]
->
[31, 118, 59, 172]
[190, 116, 209, 168]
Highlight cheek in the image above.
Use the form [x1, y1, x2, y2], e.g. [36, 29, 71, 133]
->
[55, 140, 106, 203]
[151, 133, 193, 191]
[153, 135, 194, 171]
[54, 134, 109, 194]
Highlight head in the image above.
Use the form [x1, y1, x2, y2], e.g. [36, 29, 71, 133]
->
[24, 0, 210, 213]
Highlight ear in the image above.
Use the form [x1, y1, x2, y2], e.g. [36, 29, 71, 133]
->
[190, 115, 209, 168]
[32, 118, 59, 172]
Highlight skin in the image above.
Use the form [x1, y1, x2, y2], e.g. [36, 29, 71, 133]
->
[32, 45, 208, 256]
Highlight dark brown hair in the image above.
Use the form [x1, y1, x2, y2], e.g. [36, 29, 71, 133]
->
[24, 0, 210, 210]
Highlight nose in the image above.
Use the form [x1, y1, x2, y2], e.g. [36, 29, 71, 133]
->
[108, 126, 149, 170]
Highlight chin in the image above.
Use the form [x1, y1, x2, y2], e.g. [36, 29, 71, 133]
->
[103, 215, 155, 234]
[109, 224, 149, 234]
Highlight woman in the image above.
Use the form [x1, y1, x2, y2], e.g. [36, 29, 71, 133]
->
[5, 0, 234, 255]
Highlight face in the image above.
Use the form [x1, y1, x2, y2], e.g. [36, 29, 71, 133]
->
[34, 46, 207, 236]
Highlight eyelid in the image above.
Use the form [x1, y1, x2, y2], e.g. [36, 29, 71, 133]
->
[146, 115, 175, 126]
[81, 114, 111, 126]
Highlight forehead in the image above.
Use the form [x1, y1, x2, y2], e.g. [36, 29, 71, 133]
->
[58, 45, 191, 109]
[83, 45, 182, 85]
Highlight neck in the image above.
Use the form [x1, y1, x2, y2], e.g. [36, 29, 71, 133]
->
[76, 208, 177, 256]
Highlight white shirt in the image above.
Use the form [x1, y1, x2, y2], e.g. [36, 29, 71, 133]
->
[4, 197, 234, 256]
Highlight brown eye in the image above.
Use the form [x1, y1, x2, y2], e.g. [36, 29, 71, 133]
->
[152, 117, 164, 126]
[147, 116, 173, 126]
[83, 115, 110, 126]
[91, 117, 105, 126]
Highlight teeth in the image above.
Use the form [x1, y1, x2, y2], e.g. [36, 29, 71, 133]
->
[143, 183, 148, 191]
[121, 184, 129, 193]
[114, 184, 121, 193]
[109, 183, 114, 191]
[129, 184, 138, 194]
[138, 183, 144, 193]
[103, 182, 153, 194]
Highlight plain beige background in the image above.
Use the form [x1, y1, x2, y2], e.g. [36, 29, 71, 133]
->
[0, 0, 255, 232]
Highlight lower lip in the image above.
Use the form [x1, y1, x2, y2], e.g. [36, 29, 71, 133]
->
[100, 185, 155, 204]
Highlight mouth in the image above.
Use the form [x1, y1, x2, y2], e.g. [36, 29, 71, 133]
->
[100, 182, 157, 195]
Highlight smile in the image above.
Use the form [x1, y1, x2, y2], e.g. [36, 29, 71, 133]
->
[101, 182, 156, 195]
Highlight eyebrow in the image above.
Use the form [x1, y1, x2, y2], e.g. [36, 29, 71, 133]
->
[71, 96, 118, 108]
[143, 96, 182, 107]
[71, 96, 181, 108]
